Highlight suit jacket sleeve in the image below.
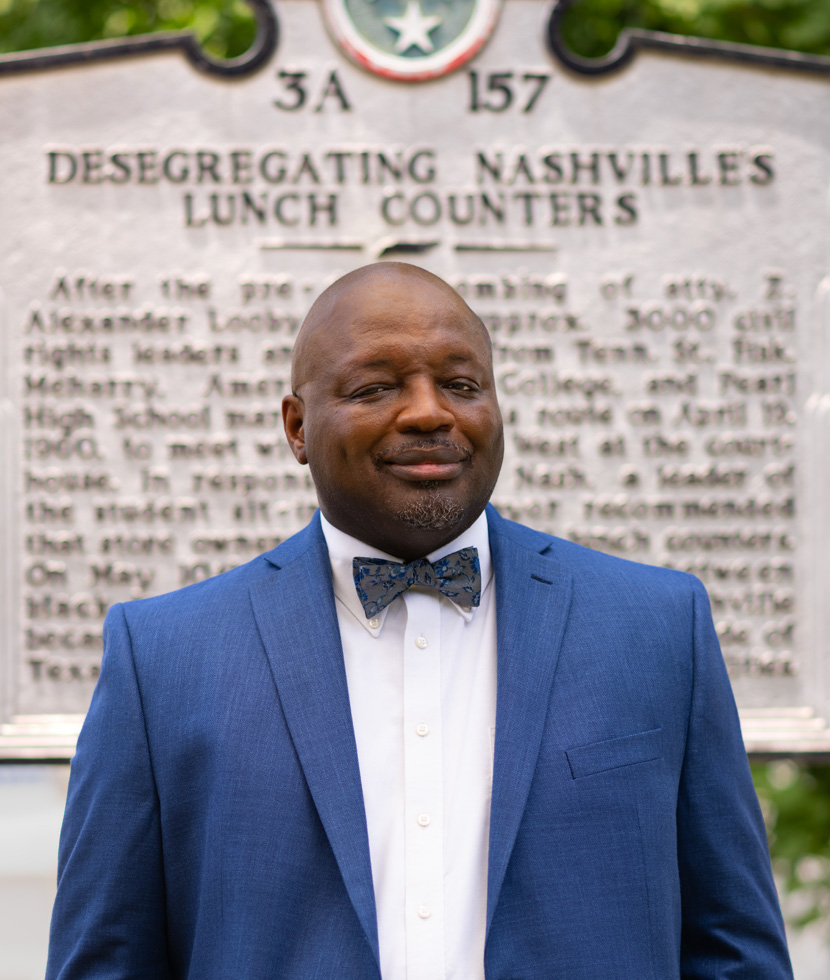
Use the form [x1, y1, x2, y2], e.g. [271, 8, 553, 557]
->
[677, 578, 792, 980]
[46, 603, 171, 980]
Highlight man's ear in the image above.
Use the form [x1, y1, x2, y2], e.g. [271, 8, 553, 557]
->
[282, 394, 308, 464]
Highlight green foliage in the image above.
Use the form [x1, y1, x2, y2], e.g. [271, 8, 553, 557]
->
[752, 760, 830, 929]
[0, 0, 257, 60]
[560, 0, 830, 59]
[4, 1, 830, 61]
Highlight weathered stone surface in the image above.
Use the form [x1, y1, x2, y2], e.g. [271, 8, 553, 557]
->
[1, 1, 828, 754]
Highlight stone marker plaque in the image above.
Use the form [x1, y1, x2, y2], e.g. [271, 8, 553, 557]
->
[1, 0, 829, 757]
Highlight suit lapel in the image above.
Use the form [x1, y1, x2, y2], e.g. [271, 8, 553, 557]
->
[486, 509, 574, 933]
[248, 520, 379, 966]
[248, 510, 572, 954]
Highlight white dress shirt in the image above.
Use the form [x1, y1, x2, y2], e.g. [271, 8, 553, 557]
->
[320, 512, 497, 980]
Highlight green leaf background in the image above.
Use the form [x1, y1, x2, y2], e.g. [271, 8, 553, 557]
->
[0, 1, 257, 59]
[2, 0, 830, 60]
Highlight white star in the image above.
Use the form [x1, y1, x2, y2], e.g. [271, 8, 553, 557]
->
[384, 0, 443, 55]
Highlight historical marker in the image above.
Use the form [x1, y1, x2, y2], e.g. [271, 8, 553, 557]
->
[1, 0, 829, 756]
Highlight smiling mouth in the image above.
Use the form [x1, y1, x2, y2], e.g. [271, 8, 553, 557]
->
[379, 441, 472, 482]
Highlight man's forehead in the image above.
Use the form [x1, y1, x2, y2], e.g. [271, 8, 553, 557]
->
[337, 342, 482, 370]
[291, 262, 490, 389]
[324, 267, 464, 315]
[307, 320, 484, 381]
[327, 260, 444, 294]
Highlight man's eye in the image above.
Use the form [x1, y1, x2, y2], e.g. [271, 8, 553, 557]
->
[353, 384, 391, 398]
[446, 380, 478, 392]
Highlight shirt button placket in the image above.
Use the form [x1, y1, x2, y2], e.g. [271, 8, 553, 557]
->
[402, 590, 445, 976]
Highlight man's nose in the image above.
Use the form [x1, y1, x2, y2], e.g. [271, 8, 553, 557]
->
[396, 378, 455, 431]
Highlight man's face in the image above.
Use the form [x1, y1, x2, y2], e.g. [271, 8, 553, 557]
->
[283, 270, 504, 559]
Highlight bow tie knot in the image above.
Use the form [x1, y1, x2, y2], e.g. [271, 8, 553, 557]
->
[353, 548, 481, 619]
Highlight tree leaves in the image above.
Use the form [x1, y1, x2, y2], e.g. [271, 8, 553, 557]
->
[559, 0, 830, 59]
[0, 0, 257, 59]
[753, 761, 830, 932]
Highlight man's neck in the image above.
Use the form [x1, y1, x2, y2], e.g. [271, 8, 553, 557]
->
[318, 507, 488, 562]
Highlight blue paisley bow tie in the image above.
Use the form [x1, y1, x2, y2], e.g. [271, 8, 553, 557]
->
[353, 548, 482, 619]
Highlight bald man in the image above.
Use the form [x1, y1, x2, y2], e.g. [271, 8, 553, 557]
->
[47, 264, 792, 980]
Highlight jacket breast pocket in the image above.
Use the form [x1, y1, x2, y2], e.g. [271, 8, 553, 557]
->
[566, 728, 662, 779]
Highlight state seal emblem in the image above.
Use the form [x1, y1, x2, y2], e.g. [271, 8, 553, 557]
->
[322, 0, 502, 81]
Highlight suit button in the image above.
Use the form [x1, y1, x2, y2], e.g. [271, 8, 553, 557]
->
[418, 904, 431, 919]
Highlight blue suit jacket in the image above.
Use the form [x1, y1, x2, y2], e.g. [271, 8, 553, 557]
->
[47, 507, 792, 980]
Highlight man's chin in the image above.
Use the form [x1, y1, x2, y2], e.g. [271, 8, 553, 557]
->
[394, 492, 465, 532]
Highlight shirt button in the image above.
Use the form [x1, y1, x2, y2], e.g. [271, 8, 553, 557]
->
[416, 723, 430, 737]
[418, 904, 431, 919]
[417, 812, 431, 827]
[368, 617, 379, 629]
[415, 636, 428, 649]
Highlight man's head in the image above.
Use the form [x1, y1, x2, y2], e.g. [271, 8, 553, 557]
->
[282, 262, 504, 560]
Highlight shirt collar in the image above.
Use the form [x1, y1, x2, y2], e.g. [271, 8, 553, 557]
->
[320, 510, 493, 637]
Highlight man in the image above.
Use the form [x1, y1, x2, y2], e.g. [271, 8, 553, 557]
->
[47, 262, 792, 980]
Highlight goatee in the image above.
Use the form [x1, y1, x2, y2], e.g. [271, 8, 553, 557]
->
[395, 491, 464, 531]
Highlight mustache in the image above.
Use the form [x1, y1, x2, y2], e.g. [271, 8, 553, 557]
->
[374, 439, 473, 467]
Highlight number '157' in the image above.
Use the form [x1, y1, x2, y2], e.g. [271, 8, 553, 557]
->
[468, 71, 551, 113]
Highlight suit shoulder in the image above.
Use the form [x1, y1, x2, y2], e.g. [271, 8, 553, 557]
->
[553, 534, 696, 591]
[115, 520, 318, 634]
[493, 510, 703, 600]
